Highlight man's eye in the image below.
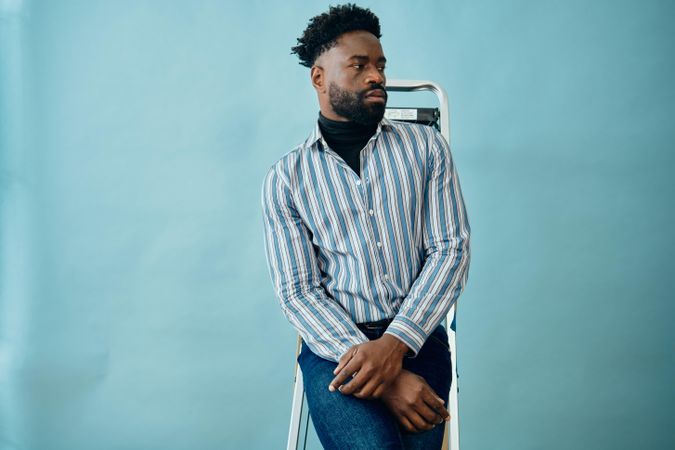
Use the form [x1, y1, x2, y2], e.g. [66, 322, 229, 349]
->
[352, 64, 363, 69]
[378, 66, 386, 72]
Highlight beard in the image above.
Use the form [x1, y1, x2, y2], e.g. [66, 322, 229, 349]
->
[328, 82, 387, 126]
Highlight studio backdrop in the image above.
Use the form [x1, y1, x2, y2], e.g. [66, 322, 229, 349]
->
[1, 1, 673, 449]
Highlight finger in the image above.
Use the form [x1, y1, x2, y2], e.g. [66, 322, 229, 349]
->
[371, 383, 387, 399]
[399, 415, 418, 434]
[329, 358, 361, 392]
[338, 369, 370, 395]
[353, 379, 383, 399]
[423, 390, 450, 420]
[333, 347, 357, 375]
[407, 410, 435, 432]
[414, 401, 443, 425]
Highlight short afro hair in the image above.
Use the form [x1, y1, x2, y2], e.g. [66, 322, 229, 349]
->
[291, 3, 382, 68]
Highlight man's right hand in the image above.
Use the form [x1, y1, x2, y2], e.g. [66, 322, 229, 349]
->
[380, 369, 450, 433]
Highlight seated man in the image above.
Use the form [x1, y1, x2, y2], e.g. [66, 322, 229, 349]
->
[261, 4, 471, 449]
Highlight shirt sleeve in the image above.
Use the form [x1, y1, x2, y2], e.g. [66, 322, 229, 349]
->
[261, 163, 369, 363]
[384, 127, 471, 357]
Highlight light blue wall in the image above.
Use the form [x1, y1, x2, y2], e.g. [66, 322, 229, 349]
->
[1, 1, 673, 449]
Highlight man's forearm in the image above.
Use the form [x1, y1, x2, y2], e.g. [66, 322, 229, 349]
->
[262, 164, 369, 362]
[384, 127, 471, 356]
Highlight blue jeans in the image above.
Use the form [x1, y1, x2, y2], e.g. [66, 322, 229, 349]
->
[298, 320, 452, 450]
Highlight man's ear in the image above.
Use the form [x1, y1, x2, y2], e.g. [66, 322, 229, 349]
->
[311, 65, 325, 93]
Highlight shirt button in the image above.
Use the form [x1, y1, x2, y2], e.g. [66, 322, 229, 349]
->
[368, 209, 374, 216]
[383, 273, 389, 279]
[356, 180, 361, 185]
[376, 241, 382, 247]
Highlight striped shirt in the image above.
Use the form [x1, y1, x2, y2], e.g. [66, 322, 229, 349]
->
[261, 116, 471, 363]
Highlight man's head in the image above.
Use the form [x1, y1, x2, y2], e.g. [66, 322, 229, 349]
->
[291, 4, 388, 126]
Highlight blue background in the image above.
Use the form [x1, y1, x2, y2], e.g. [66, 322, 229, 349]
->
[1, 0, 673, 449]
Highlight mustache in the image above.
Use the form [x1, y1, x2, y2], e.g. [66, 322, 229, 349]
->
[361, 83, 387, 98]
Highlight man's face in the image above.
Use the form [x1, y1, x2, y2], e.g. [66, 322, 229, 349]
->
[313, 30, 388, 125]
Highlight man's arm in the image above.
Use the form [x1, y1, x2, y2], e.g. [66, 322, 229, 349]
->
[383, 127, 471, 356]
[261, 163, 369, 363]
[327, 128, 471, 399]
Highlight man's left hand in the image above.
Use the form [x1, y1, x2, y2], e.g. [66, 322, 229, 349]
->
[329, 334, 410, 399]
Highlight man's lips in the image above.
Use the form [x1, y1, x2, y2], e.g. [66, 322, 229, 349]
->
[365, 89, 387, 103]
[365, 89, 386, 98]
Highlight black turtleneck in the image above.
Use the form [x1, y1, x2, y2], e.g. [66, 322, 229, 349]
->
[317, 111, 378, 177]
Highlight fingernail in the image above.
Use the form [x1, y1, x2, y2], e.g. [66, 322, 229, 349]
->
[329, 385, 335, 392]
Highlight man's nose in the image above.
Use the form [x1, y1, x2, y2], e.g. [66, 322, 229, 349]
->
[365, 66, 385, 85]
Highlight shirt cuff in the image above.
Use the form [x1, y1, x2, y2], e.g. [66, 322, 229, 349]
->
[384, 315, 428, 358]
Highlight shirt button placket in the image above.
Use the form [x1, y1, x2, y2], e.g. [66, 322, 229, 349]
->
[366, 208, 387, 284]
[362, 156, 387, 288]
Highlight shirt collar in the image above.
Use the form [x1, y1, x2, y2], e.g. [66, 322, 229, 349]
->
[305, 115, 395, 150]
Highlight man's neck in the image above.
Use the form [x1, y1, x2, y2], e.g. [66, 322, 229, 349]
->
[317, 111, 377, 177]
[317, 111, 377, 138]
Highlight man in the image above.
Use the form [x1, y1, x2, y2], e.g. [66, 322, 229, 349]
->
[261, 4, 471, 449]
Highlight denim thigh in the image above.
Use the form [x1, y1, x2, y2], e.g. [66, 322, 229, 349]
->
[297, 340, 404, 450]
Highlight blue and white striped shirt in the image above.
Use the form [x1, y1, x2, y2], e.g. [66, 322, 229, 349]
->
[261, 116, 471, 363]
